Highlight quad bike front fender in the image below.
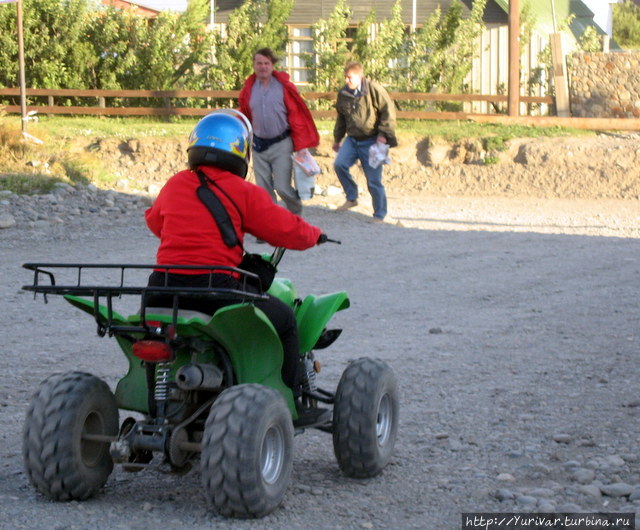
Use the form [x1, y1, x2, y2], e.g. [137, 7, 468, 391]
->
[295, 292, 350, 354]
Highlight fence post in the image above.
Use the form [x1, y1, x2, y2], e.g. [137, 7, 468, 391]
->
[163, 96, 172, 122]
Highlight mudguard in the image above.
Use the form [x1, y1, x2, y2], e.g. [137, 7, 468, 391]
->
[295, 291, 350, 353]
[62, 295, 296, 416]
[267, 277, 297, 307]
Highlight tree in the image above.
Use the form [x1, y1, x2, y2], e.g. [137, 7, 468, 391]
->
[211, 0, 294, 90]
[430, 0, 487, 95]
[307, 0, 351, 93]
[613, 0, 640, 49]
[352, 1, 405, 86]
[0, 0, 96, 89]
[397, 0, 487, 99]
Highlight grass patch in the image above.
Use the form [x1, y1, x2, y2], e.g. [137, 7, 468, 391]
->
[0, 172, 66, 195]
[1, 115, 197, 141]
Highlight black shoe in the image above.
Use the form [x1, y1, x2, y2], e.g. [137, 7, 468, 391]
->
[293, 407, 332, 428]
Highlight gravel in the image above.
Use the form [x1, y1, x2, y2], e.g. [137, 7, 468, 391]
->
[0, 182, 639, 529]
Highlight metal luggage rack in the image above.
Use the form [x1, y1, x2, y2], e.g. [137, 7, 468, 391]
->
[22, 263, 268, 337]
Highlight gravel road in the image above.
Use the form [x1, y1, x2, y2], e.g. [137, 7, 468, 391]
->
[0, 186, 639, 529]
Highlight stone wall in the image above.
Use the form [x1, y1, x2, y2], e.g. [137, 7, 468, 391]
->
[569, 52, 640, 118]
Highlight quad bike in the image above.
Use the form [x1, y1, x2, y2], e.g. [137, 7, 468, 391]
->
[21, 248, 399, 519]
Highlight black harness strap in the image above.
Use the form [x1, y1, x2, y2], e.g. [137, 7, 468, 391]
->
[195, 170, 240, 249]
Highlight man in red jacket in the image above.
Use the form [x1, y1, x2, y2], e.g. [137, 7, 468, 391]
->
[239, 48, 319, 216]
[145, 109, 325, 395]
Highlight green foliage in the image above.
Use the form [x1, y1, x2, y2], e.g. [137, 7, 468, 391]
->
[579, 25, 602, 52]
[393, 0, 487, 100]
[211, 0, 294, 90]
[613, 0, 640, 49]
[0, 0, 96, 89]
[352, 1, 405, 86]
[307, 0, 351, 93]
[434, 0, 487, 95]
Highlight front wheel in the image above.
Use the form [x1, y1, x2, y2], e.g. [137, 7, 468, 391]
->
[332, 358, 399, 478]
[23, 371, 119, 500]
[200, 384, 294, 518]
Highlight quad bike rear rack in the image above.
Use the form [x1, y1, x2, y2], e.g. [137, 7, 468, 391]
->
[22, 262, 268, 337]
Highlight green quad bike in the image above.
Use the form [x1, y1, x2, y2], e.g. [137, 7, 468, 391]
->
[21, 248, 399, 519]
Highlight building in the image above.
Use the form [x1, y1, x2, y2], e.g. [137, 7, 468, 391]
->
[99, 0, 163, 18]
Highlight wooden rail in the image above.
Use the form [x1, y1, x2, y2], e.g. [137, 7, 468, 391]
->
[0, 87, 552, 118]
[2, 87, 639, 130]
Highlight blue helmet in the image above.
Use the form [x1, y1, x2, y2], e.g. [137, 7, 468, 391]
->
[187, 109, 253, 178]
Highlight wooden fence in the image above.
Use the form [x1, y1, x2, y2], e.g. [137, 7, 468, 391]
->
[2, 88, 639, 130]
[0, 87, 552, 119]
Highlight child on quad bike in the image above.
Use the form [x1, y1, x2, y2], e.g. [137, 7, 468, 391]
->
[144, 109, 326, 400]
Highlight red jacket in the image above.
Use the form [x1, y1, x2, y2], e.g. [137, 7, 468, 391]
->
[238, 70, 319, 152]
[145, 166, 322, 272]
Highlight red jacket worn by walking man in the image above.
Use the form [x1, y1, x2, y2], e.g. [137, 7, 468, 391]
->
[238, 70, 319, 152]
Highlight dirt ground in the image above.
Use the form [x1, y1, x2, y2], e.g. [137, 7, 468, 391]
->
[0, 131, 639, 529]
[91, 131, 640, 201]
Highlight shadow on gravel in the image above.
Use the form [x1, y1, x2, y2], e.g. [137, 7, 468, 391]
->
[1, 199, 639, 528]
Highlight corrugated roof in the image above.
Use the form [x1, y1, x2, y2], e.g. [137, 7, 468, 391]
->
[214, 0, 508, 25]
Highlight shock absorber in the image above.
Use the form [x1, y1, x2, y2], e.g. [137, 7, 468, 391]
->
[154, 362, 171, 417]
[302, 353, 317, 393]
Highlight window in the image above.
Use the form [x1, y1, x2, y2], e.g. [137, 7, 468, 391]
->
[284, 27, 313, 85]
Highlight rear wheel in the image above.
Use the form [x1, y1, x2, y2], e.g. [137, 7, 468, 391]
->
[23, 371, 119, 500]
[332, 358, 399, 477]
[201, 384, 294, 518]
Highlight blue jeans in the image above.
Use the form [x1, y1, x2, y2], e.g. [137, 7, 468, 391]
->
[334, 136, 387, 219]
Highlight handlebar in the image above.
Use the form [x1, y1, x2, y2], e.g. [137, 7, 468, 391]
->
[270, 236, 340, 268]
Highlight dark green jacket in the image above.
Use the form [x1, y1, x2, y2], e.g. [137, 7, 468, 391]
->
[333, 77, 397, 147]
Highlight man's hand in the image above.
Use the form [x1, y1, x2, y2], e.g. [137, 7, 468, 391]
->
[376, 135, 387, 144]
[332, 141, 341, 152]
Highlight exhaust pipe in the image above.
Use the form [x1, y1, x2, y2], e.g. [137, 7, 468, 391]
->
[176, 363, 223, 391]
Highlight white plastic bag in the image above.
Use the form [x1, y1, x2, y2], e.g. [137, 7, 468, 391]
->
[292, 148, 321, 200]
[293, 164, 315, 200]
[293, 148, 321, 176]
[368, 142, 391, 169]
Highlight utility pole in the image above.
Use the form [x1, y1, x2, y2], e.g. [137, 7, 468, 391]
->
[412, 0, 416, 32]
[0, 0, 26, 132]
[508, 0, 520, 117]
[17, 0, 26, 133]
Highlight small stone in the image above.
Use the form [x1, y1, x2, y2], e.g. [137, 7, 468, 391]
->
[572, 468, 596, 484]
[600, 482, 634, 497]
[497, 473, 515, 482]
[429, 327, 443, 334]
[556, 503, 582, 512]
[527, 487, 554, 498]
[515, 495, 538, 507]
[142, 502, 153, 512]
[0, 213, 16, 229]
[495, 488, 515, 501]
[538, 500, 556, 513]
[604, 455, 625, 467]
[553, 433, 573, 444]
[578, 485, 602, 498]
